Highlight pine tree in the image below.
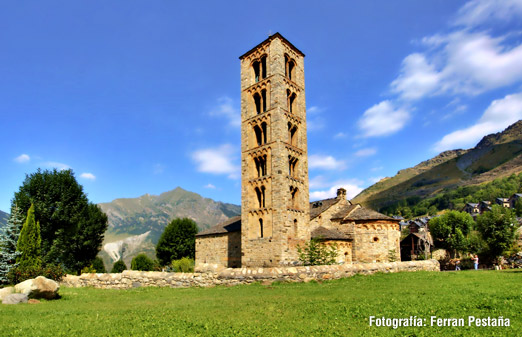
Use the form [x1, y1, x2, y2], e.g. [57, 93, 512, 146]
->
[0, 205, 24, 283]
[16, 204, 42, 268]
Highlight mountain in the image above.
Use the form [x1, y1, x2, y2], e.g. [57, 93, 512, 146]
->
[99, 186, 240, 243]
[0, 210, 9, 228]
[353, 120, 522, 210]
[97, 187, 241, 267]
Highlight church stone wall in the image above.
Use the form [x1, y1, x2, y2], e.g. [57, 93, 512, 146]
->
[195, 232, 241, 268]
[352, 221, 401, 263]
[62, 260, 439, 289]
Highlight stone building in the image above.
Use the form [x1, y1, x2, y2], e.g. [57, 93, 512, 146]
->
[195, 33, 400, 269]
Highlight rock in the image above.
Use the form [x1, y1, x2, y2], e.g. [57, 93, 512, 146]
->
[2, 293, 28, 304]
[0, 287, 15, 301]
[15, 276, 60, 299]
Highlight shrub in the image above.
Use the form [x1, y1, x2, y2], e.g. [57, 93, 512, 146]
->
[156, 218, 198, 266]
[81, 265, 96, 274]
[297, 238, 338, 266]
[131, 254, 155, 271]
[7, 264, 65, 284]
[171, 257, 194, 273]
[91, 257, 106, 273]
[111, 260, 127, 273]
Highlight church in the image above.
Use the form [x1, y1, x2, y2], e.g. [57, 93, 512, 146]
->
[195, 33, 400, 269]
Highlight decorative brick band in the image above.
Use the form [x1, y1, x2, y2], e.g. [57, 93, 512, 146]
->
[61, 260, 439, 289]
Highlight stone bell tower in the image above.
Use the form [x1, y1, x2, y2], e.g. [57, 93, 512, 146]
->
[239, 33, 310, 267]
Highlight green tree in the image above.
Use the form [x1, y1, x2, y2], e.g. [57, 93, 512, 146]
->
[0, 205, 24, 283]
[297, 238, 338, 266]
[11, 169, 108, 273]
[156, 218, 198, 266]
[476, 205, 518, 263]
[111, 260, 127, 273]
[514, 199, 522, 217]
[429, 210, 474, 257]
[131, 253, 155, 271]
[91, 257, 106, 273]
[16, 204, 42, 268]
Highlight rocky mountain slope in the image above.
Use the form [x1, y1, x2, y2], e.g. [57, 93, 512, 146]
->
[353, 120, 522, 210]
[0, 210, 9, 228]
[97, 187, 240, 266]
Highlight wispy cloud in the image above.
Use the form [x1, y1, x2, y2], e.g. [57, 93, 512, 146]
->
[310, 179, 364, 201]
[334, 132, 347, 139]
[434, 92, 522, 151]
[153, 163, 165, 175]
[308, 154, 346, 170]
[453, 0, 522, 28]
[14, 154, 30, 163]
[306, 105, 326, 132]
[209, 96, 240, 127]
[204, 183, 216, 189]
[80, 172, 96, 181]
[357, 101, 410, 137]
[354, 147, 377, 157]
[44, 161, 71, 171]
[191, 144, 240, 179]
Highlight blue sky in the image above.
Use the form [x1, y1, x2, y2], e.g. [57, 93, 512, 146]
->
[2, 1, 522, 212]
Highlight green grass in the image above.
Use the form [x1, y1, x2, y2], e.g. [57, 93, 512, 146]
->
[1, 270, 521, 336]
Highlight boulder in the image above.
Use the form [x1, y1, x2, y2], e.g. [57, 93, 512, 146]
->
[15, 276, 60, 299]
[0, 287, 15, 301]
[2, 293, 28, 304]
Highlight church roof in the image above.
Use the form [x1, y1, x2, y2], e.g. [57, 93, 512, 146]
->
[311, 226, 352, 240]
[195, 216, 241, 237]
[342, 207, 395, 221]
[309, 198, 341, 219]
[239, 32, 305, 60]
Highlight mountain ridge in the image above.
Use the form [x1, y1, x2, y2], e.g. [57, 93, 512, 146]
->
[353, 120, 522, 210]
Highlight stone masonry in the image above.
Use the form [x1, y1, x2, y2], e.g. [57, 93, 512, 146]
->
[62, 260, 440, 289]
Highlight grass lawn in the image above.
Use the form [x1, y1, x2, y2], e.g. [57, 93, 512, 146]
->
[1, 270, 520, 336]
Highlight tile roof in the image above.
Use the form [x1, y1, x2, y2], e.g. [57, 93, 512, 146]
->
[309, 198, 340, 219]
[342, 207, 395, 221]
[311, 226, 352, 240]
[195, 216, 241, 237]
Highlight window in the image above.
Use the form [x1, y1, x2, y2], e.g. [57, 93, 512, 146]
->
[252, 55, 267, 83]
[285, 54, 296, 80]
[290, 186, 298, 208]
[255, 186, 266, 208]
[253, 123, 267, 147]
[253, 90, 267, 114]
[288, 123, 298, 146]
[286, 90, 296, 113]
[254, 155, 267, 177]
[259, 218, 264, 238]
[288, 155, 298, 176]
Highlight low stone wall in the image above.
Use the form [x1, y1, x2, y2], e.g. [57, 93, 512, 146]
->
[62, 260, 439, 289]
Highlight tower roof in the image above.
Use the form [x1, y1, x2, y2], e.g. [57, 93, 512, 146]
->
[239, 32, 305, 60]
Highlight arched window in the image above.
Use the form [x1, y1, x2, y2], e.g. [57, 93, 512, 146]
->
[259, 218, 264, 238]
[293, 219, 298, 236]
[261, 122, 267, 144]
[255, 186, 266, 208]
[252, 55, 267, 83]
[290, 186, 298, 208]
[253, 92, 262, 114]
[288, 123, 298, 146]
[288, 156, 298, 176]
[286, 90, 296, 113]
[285, 54, 296, 80]
[254, 155, 267, 177]
[254, 125, 263, 146]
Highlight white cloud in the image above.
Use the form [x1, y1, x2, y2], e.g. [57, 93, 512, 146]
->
[334, 132, 347, 139]
[391, 53, 441, 101]
[310, 180, 364, 201]
[454, 0, 522, 28]
[153, 163, 165, 175]
[308, 154, 346, 170]
[309, 175, 330, 189]
[44, 162, 71, 171]
[371, 166, 383, 172]
[307, 106, 324, 115]
[204, 183, 216, 189]
[354, 147, 377, 157]
[358, 101, 410, 137]
[14, 154, 30, 163]
[369, 176, 385, 184]
[192, 144, 240, 179]
[209, 96, 240, 127]
[80, 173, 96, 181]
[434, 92, 522, 151]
